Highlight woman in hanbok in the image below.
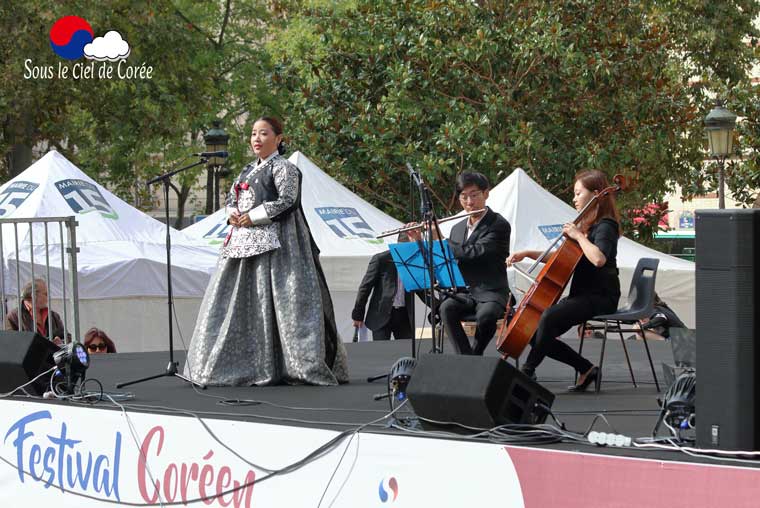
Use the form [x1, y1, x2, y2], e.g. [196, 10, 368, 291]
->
[184, 117, 348, 386]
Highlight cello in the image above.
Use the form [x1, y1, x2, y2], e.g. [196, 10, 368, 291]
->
[495, 175, 625, 359]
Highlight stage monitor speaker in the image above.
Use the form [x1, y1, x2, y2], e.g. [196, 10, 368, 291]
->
[0, 331, 60, 396]
[695, 209, 760, 450]
[406, 354, 555, 431]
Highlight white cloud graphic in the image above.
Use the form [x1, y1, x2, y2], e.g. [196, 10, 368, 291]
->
[83, 31, 131, 62]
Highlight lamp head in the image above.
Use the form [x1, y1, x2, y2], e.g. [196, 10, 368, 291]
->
[705, 101, 737, 158]
[389, 357, 417, 401]
[52, 342, 89, 394]
[204, 120, 230, 167]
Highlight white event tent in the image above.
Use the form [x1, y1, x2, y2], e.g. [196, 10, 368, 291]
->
[0, 150, 219, 351]
[439, 168, 695, 327]
[1, 152, 693, 352]
[184, 151, 405, 340]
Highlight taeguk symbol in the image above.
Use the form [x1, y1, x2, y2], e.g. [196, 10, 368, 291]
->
[49, 16, 94, 60]
[378, 477, 398, 503]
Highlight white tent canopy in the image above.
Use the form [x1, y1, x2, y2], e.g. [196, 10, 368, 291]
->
[185, 151, 402, 268]
[184, 151, 405, 339]
[0, 150, 217, 298]
[440, 168, 695, 327]
[1, 153, 693, 350]
[0, 150, 220, 351]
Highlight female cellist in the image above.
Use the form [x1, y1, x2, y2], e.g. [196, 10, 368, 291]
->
[507, 170, 621, 391]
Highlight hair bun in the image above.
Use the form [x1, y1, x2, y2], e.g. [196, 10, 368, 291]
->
[277, 141, 287, 155]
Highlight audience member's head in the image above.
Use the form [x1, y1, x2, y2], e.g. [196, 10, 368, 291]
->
[83, 327, 117, 354]
[21, 278, 49, 316]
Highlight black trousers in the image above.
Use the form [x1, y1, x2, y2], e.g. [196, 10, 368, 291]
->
[523, 295, 615, 374]
[372, 307, 413, 341]
[439, 295, 504, 355]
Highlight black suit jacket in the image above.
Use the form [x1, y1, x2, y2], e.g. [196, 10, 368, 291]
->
[352, 251, 415, 331]
[448, 208, 511, 306]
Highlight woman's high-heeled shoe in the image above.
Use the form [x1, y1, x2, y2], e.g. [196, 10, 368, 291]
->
[568, 366, 599, 392]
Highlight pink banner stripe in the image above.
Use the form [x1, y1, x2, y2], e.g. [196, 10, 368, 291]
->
[506, 445, 760, 508]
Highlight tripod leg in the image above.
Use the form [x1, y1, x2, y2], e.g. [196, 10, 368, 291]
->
[174, 371, 207, 390]
[116, 360, 207, 389]
[116, 372, 170, 389]
[367, 373, 388, 383]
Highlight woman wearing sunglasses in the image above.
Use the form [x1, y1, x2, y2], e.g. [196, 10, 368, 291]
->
[83, 327, 117, 354]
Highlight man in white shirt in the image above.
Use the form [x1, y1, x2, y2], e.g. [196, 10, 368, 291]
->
[424, 172, 511, 355]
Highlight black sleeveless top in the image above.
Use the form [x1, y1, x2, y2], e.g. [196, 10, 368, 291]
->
[568, 218, 620, 304]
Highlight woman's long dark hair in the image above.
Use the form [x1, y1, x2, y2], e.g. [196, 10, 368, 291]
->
[575, 170, 621, 234]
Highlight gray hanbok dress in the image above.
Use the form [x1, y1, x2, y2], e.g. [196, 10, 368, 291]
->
[183, 154, 349, 386]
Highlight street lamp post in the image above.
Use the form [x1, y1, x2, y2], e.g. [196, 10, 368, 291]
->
[203, 120, 229, 214]
[704, 101, 737, 209]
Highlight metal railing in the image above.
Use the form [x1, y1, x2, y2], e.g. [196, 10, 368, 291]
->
[0, 216, 80, 344]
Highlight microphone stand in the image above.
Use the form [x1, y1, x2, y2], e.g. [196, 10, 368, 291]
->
[407, 163, 467, 354]
[408, 167, 442, 353]
[366, 163, 439, 387]
[368, 165, 455, 400]
[117, 157, 208, 389]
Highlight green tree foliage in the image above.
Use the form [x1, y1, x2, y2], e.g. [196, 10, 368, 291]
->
[272, 0, 758, 238]
[648, 0, 760, 208]
[0, 0, 274, 225]
[0, 3, 78, 174]
[2, 0, 757, 231]
[724, 83, 760, 208]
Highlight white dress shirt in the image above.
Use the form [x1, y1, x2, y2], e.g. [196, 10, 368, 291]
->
[465, 210, 487, 241]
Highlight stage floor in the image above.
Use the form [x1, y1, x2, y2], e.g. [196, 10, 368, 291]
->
[46, 336, 740, 468]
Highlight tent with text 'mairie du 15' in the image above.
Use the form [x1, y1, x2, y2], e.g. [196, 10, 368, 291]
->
[0, 150, 219, 352]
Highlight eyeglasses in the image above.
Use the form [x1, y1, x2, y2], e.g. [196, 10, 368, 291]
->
[87, 343, 107, 352]
[459, 191, 484, 202]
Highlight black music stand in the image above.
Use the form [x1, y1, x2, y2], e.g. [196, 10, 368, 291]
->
[391, 239, 466, 291]
[367, 165, 462, 396]
[117, 158, 207, 389]
[390, 239, 466, 351]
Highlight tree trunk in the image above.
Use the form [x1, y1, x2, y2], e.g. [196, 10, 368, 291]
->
[6, 110, 35, 178]
[7, 144, 33, 178]
[174, 183, 192, 229]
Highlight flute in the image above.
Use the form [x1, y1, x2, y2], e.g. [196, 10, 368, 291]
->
[375, 209, 486, 239]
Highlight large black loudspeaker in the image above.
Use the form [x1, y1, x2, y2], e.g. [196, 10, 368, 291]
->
[695, 209, 760, 450]
[0, 331, 59, 396]
[406, 354, 555, 430]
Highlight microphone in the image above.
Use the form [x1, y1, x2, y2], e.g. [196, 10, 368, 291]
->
[192, 151, 229, 158]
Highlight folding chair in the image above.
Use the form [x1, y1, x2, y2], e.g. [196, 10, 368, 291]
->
[578, 258, 661, 393]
